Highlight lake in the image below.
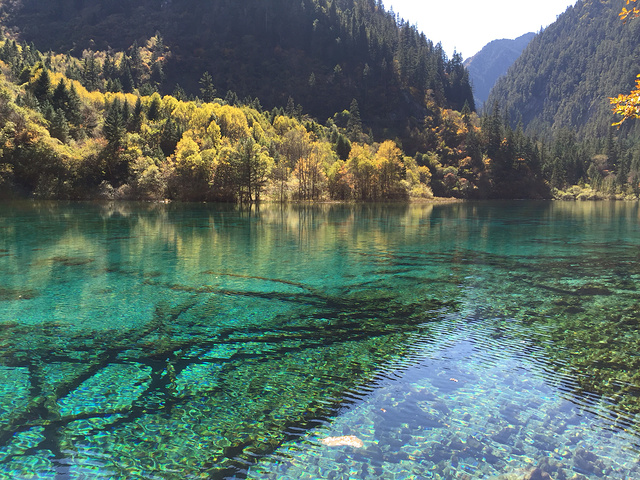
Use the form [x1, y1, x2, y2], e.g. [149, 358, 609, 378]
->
[0, 201, 639, 479]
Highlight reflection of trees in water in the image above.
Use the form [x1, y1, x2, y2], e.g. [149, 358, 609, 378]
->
[2, 201, 640, 477]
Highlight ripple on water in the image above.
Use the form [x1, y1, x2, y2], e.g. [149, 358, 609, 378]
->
[2, 202, 640, 479]
[248, 317, 640, 480]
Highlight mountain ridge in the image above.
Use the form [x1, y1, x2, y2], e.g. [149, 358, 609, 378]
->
[486, 0, 640, 140]
[464, 32, 535, 109]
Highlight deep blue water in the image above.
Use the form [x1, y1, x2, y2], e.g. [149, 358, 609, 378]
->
[0, 201, 639, 479]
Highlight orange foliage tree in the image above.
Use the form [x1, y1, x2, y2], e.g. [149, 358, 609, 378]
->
[619, 0, 640, 22]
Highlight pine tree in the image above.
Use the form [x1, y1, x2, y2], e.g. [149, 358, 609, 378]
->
[461, 100, 472, 129]
[335, 133, 352, 160]
[102, 53, 117, 80]
[32, 67, 51, 102]
[51, 78, 68, 112]
[66, 84, 83, 125]
[51, 79, 68, 110]
[160, 117, 181, 156]
[104, 99, 125, 148]
[172, 84, 188, 101]
[224, 90, 239, 106]
[199, 71, 217, 102]
[118, 56, 135, 93]
[129, 41, 144, 86]
[147, 95, 161, 121]
[130, 97, 143, 132]
[122, 98, 131, 130]
[82, 53, 101, 91]
[50, 109, 70, 143]
[151, 31, 165, 62]
[151, 61, 165, 85]
[347, 98, 362, 141]
[285, 96, 296, 117]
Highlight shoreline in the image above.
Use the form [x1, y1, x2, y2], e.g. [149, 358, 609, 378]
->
[3, 193, 640, 205]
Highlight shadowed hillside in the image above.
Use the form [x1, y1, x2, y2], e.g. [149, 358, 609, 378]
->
[487, 0, 640, 141]
[464, 32, 535, 109]
[0, 0, 474, 132]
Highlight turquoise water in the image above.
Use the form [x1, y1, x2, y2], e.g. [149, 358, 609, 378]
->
[0, 201, 639, 479]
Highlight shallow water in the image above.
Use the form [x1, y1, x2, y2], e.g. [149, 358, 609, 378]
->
[0, 201, 639, 479]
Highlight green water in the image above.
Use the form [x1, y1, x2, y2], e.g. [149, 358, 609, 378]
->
[0, 201, 639, 479]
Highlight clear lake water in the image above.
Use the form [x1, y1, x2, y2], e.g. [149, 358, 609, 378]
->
[0, 201, 639, 479]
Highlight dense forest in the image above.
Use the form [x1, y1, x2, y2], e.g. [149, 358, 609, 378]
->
[0, 29, 551, 201]
[0, 0, 475, 132]
[488, 0, 640, 140]
[486, 0, 640, 199]
[0, 0, 555, 202]
[0, 0, 638, 201]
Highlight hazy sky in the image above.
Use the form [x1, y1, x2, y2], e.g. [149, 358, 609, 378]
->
[385, 0, 578, 59]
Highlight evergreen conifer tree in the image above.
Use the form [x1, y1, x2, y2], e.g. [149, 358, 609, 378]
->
[131, 97, 143, 132]
[104, 99, 125, 148]
[66, 84, 83, 125]
[82, 53, 101, 91]
[32, 67, 51, 102]
[347, 98, 362, 141]
[199, 72, 217, 102]
[50, 109, 70, 143]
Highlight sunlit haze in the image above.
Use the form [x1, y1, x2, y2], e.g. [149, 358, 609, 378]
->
[385, 0, 578, 59]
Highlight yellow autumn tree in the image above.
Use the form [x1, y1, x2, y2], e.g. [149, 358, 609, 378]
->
[215, 105, 250, 142]
[293, 142, 333, 201]
[347, 143, 377, 200]
[375, 140, 405, 198]
[170, 135, 214, 199]
[611, 0, 640, 125]
[279, 125, 313, 169]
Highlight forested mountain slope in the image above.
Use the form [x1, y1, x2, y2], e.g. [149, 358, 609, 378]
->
[464, 32, 534, 109]
[0, 24, 550, 202]
[0, 0, 474, 132]
[487, 0, 640, 140]
[2, 0, 639, 201]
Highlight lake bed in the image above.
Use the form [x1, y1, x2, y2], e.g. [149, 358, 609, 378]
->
[0, 201, 639, 479]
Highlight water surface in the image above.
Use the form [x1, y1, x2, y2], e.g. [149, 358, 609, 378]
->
[0, 201, 639, 479]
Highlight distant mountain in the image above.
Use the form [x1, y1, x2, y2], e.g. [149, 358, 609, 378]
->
[0, 0, 474, 132]
[464, 32, 535, 109]
[487, 0, 640, 140]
